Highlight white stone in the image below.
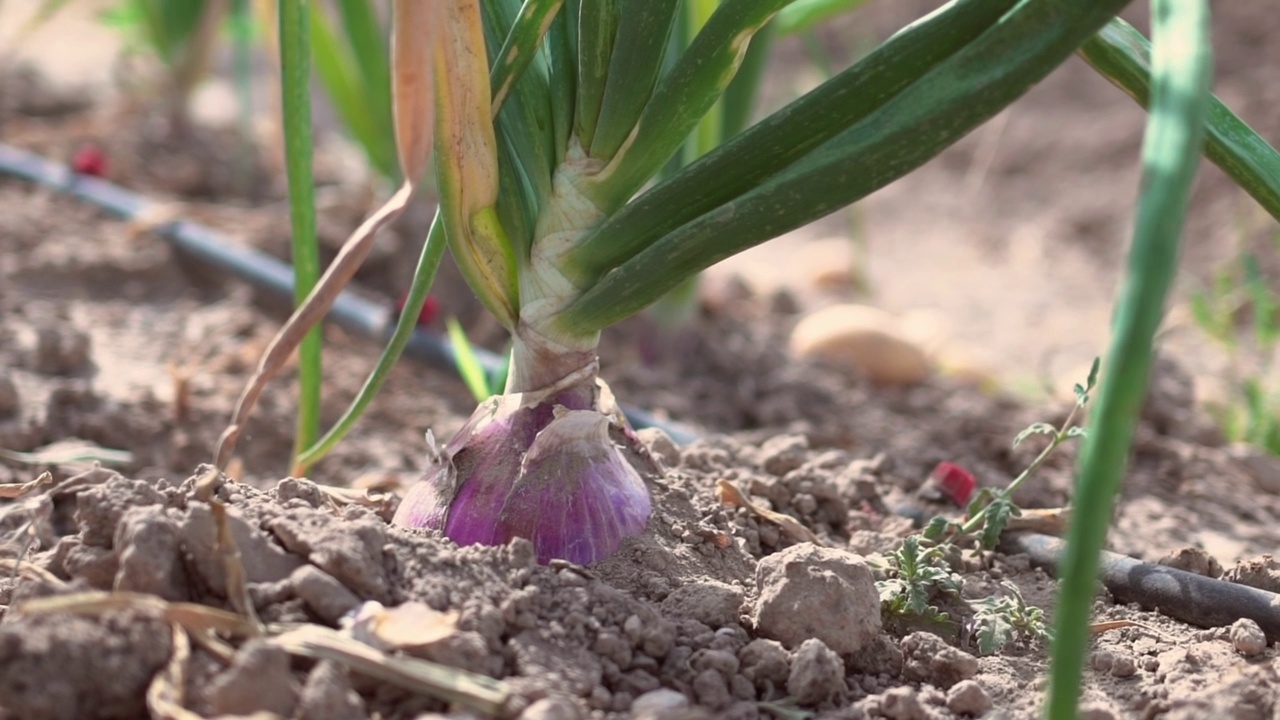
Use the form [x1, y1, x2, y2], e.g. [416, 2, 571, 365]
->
[789, 304, 931, 385]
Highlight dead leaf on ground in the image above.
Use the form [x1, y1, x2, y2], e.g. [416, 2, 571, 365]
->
[15, 590, 257, 638]
[1090, 618, 1183, 644]
[350, 471, 413, 494]
[0, 471, 52, 499]
[270, 624, 509, 716]
[717, 478, 823, 546]
[0, 557, 65, 587]
[346, 600, 459, 654]
[319, 484, 396, 517]
[1006, 507, 1071, 536]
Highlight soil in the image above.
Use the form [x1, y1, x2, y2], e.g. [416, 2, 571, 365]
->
[4, 3, 1280, 719]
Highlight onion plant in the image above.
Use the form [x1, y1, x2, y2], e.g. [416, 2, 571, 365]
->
[99, 0, 232, 134]
[276, 0, 322, 461]
[214, 0, 1277, 713]
[308, 0, 397, 182]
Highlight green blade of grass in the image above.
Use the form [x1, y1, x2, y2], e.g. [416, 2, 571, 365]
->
[573, 0, 620, 149]
[336, 0, 393, 136]
[294, 214, 448, 472]
[1081, 17, 1280, 225]
[446, 317, 494, 402]
[136, 0, 206, 66]
[583, 0, 791, 213]
[587, 0, 680, 161]
[217, 0, 439, 469]
[230, 0, 256, 193]
[310, 4, 398, 181]
[567, 0, 1017, 285]
[278, 0, 323, 461]
[1046, 1, 1212, 718]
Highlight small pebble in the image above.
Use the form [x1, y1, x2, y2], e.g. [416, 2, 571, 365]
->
[758, 434, 809, 476]
[1109, 653, 1137, 678]
[206, 640, 298, 717]
[296, 660, 366, 720]
[880, 686, 926, 720]
[1230, 618, 1268, 657]
[519, 697, 583, 720]
[739, 638, 790, 692]
[636, 427, 680, 469]
[1157, 546, 1223, 578]
[1089, 649, 1113, 673]
[945, 680, 992, 717]
[753, 544, 881, 655]
[1078, 704, 1117, 720]
[290, 566, 360, 624]
[33, 326, 92, 375]
[692, 668, 732, 709]
[900, 632, 978, 688]
[789, 304, 932, 386]
[631, 688, 689, 717]
[787, 638, 845, 706]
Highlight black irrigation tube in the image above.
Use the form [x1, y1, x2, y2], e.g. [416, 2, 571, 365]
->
[1004, 532, 1280, 642]
[0, 143, 697, 445]
[5, 143, 1275, 639]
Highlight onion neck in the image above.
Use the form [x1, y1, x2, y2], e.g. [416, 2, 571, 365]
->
[509, 138, 606, 398]
[506, 322, 599, 403]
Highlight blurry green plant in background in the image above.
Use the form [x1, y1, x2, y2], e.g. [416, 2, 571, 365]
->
[98, 0, 240, 134]
[306, 0, 397, 182]
[1190, 247, 1280, 453]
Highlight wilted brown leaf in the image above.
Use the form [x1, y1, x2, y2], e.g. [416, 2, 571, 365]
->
[716, 478, 823, 546]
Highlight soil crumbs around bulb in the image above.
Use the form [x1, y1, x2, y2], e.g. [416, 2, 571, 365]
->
[4, 182, 1280, 720]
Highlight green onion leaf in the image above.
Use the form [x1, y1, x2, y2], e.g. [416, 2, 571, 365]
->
[1046, 1, 1211, 717]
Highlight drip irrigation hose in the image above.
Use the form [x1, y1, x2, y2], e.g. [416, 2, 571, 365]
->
[5, 143, 1272, 639]
[0, 143, 696, 444]
[1003, 531, 1280, 642]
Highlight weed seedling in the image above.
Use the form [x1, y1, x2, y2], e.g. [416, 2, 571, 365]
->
[968, 580, 1052, 655]
[924, 357, 1099, 553]
[874, 535, 964, 623]
[875, 360, 1098, 637]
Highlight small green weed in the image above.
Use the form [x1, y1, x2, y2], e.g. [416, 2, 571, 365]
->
[875, 360, 1098, 652]
[874, 535, 964, 622]
[924, 358, 1097, 553]
[968, 580, 1052, 655]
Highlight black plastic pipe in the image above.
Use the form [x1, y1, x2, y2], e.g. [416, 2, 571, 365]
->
[0, 143, 696, 444]
[1004, 531, 1280, 641]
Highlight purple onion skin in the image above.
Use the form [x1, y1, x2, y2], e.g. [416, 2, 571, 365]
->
[392, 390, 653, 565]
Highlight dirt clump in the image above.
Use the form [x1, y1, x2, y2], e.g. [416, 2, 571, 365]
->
[0, 610, 170, 720]
[900, 631, 979, 689]
[787, 638, 847, 706]
[751, 543, 881, 655]
[1223, 554, 1280, 593]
